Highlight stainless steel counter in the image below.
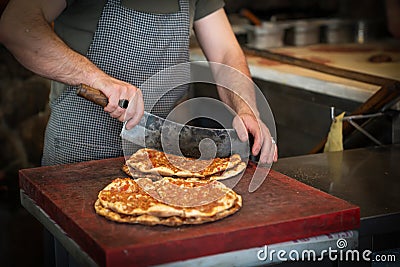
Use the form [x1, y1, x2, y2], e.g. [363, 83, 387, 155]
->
[273, 144, 400, 249]
[273, 145, 400, 218]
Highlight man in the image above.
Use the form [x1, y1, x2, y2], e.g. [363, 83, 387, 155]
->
[0, 0, 277, 165]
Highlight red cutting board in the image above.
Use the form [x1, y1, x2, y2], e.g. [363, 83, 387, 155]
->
[19, 158, 359, 267]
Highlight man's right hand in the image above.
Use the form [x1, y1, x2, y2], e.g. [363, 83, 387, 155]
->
[91, 76, 144, 130]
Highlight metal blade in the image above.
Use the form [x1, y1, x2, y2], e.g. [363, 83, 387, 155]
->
[121, 111, 249, 159]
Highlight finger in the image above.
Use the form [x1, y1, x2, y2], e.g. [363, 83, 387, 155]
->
[257, 124, 276, 164]
[267, 143, 276, 164]
[259, 138, 278, 164]
[104, 91, 120, 113]
[232, 115, 248, 142]
[109, 106, 125, 119]
[106, 83, 133, 121]
[273, 145, 278, 162]
[268, 131, 278, 163]
[248, 122, 262, 156]
[258, 135, 272, 164]
[123, 89, 137, 121]
[125, 90, 144, 130]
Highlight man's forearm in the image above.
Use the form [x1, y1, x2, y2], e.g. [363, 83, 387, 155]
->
[194, 8, 277, 162]
[0, 0, 152, 128]
[215, 50, 260, 118]
[0, 0, 103, 86]
[193, 8, 259, 119]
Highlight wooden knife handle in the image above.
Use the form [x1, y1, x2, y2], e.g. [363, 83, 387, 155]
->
[77, 84, 108, 107]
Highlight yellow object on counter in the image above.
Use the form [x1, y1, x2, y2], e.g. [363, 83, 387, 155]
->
[324, 112, 345, 152]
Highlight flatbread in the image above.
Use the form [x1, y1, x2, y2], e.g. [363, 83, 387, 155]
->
[121, 164, 162, 181]
[213, 161, 246, 180]
[98, 178, 183, 217]
[95, 177, 242, 226]
[122, 161, 246, 181]
[125, 148, 244, 179]
[144, 177, 238, 217]
[94, 198, 242, 226]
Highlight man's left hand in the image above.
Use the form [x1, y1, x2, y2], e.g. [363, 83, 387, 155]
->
[232, 113, 278, 164]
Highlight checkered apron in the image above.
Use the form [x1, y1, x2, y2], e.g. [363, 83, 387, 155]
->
[42, 0, 190, 165]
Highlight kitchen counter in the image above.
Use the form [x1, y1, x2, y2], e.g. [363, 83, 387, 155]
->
[274, 144, 400, 218]
[269, 42, 400, 82]
[273, 144, 400, 247]
[191, 41, 400, 103]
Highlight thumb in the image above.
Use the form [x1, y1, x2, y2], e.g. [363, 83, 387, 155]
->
[232, 115, 248, 142]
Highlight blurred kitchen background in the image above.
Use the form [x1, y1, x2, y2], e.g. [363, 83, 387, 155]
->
[1, 0, 399, 266]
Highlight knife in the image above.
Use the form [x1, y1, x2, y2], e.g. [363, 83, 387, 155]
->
[76, 84, 250, 159]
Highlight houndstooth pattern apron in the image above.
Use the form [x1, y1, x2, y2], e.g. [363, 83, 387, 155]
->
[42, 0, 190, 166]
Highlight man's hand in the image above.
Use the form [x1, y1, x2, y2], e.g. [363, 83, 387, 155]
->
[233, 113, 278, 164]
[91, 76, 144, 130]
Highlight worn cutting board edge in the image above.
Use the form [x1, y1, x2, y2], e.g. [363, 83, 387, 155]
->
[19, 158, 121, 266]
[75, 206, 359, 267]
[19, 158, 360, 267]
[101, 209, 360, 267]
